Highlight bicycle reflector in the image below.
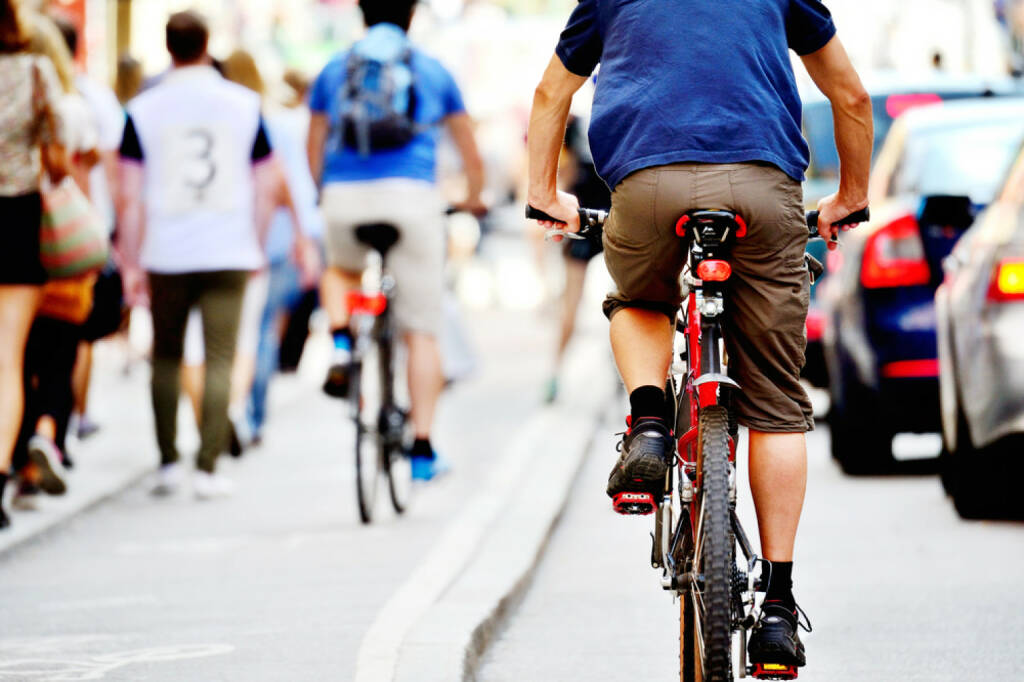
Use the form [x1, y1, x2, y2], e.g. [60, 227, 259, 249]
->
[988, 260, 1024, 301]
[346, 291, 388, 316]
[697, 259, 732, 282]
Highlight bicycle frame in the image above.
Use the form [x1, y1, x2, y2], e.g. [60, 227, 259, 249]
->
[655, 211, 766, 680]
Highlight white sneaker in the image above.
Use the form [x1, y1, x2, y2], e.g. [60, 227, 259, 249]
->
[194, 471, 234, 500]
[151, 463, 183, 497]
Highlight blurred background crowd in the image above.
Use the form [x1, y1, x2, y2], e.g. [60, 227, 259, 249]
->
[1, 0, 1024, 527]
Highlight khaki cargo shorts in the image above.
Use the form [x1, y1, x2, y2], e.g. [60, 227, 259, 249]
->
[602, 162, 814, 433]
[321, 179, 445, 336]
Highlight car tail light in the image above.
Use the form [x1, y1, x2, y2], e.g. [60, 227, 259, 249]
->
[988, 260, 1024, 301]
[885, 93, 942, 119]
[697, 259, 732, 281]
[860, 214, 930, 288]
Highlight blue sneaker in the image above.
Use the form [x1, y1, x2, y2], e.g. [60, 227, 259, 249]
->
[411, 453, 451, 481]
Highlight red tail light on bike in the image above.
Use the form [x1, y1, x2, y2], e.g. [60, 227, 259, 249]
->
[346, 291, 388, 316]
[697, 259, 732, 282]
[860, 214, 930, 289]
[987, 260, 1024, 301]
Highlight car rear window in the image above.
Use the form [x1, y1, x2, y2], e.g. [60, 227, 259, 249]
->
[890, 119, 1024, 204]
[803, 91, 1006, 181]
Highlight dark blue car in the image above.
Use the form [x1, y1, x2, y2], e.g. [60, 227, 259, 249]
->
[799, 74, 1023, 387]
[818, 98, 1024, 474]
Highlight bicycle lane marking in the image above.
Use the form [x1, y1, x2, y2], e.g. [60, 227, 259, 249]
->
[353, 410, 557, 682]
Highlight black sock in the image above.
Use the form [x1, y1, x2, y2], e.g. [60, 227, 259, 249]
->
[629, 385, 666, 423]
[764, 560, 795, 611]
[410, 438, 433, 458]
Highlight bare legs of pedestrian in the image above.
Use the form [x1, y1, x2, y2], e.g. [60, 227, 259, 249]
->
[546, 257, 588, 402]
[0, 286, 41, 474]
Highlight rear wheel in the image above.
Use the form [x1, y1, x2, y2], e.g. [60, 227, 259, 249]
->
[352, 359, 379, 524]
[386, 410, 412, 514]
[680, 587, 701, 682]
[946, 406, 1014, 520]
[689, 406, 733, 681]
[829, 358, 893, 475]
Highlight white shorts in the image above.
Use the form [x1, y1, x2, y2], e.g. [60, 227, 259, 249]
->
[321, 179, 445, 335]
[183, 272, 269, 366]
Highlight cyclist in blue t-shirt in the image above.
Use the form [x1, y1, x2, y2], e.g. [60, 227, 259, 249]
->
[527, 0, 873, 670]
[307, 0, 485, 481]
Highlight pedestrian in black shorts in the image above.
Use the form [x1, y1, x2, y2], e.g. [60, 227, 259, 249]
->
[0, 0, 69, 529]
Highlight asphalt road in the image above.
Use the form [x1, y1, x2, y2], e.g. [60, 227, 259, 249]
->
[0, 306, 559, 682]
[480, 405, 1024, 682]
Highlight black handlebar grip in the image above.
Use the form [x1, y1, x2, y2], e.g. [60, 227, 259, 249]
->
[806, 207, 870, 231]
[525, 205, 566, 224]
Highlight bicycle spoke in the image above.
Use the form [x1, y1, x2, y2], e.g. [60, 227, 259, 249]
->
[694, 501, 706, 572]
[690, 588, 706, 672]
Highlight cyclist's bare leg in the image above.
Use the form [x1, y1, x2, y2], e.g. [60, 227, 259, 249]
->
[747, 430, 807, 561]
[320, 266, 362, 329]
[405, 331, 443, 439]
[609, 308, 673, 391]
[555, 257, 588, 368]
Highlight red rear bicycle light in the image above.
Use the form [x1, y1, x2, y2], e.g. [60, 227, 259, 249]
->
[988, 260, 1024, 301]
[346, 291, 388, 316]
[697, 259, 732, 282]
[860, 214, 930, 288]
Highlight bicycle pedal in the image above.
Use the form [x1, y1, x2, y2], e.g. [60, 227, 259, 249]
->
[750, 663, 798, 680]
[612, 492, 657, 515]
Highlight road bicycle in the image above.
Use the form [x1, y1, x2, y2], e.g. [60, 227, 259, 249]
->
[346, 222, 413, 524]
[527, 203, 867, 681]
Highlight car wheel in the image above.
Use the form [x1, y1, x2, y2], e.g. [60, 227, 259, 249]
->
[947, 405, 995, 520]
[829, 359, 894, 475]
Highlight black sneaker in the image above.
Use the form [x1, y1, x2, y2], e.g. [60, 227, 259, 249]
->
[323, 363, 351, 398]
[748, 602, 808, 677]
[606, 417, 673, 515]
[323, 347, 353, 398]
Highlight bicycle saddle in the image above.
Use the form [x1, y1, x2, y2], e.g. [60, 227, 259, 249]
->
[355, 223, 401, 256]
[675, 209, 747, 242]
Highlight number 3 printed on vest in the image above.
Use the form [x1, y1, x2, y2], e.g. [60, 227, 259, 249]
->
[161, 124, 238, 215]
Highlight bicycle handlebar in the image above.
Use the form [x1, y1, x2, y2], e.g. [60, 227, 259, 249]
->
[526, 204, 869, 243]
[806, 207, 870, 241]
[525, 205, 608, 240]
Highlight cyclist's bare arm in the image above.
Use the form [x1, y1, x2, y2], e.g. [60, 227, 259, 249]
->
[306, 112, 329, 186]
[444, 112, 487, 216]
[800, 36, 873, 247]
[527, 54, 588, 233]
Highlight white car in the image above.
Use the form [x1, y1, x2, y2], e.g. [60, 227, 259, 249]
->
[936, 142, 1024, 519]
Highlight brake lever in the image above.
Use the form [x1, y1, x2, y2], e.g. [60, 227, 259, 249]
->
[544, 229, 587, 242]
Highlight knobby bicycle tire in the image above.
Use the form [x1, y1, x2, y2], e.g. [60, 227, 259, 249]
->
[697, 406, 734, 681]
[680, 585, 699, 682]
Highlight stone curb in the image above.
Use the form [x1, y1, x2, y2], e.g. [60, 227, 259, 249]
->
[391, 337, 619, 682]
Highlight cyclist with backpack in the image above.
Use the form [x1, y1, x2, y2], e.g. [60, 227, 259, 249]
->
[307, 0, 485, 481]
[526, 0, 872, 673]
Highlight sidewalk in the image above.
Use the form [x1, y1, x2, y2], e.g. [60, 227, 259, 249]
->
[0, 344, 155, 557]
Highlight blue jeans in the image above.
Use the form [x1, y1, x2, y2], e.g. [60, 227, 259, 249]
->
[247, 259, 304, 437]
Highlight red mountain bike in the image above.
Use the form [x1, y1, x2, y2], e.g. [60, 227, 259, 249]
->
[528, 204, 867, 681]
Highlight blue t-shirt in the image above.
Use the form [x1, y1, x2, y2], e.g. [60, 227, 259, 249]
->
[310, 23, 466, 184]
[555, 0, 836, 188]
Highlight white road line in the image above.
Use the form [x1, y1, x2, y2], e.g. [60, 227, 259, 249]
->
[353, 411, 555, 682]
